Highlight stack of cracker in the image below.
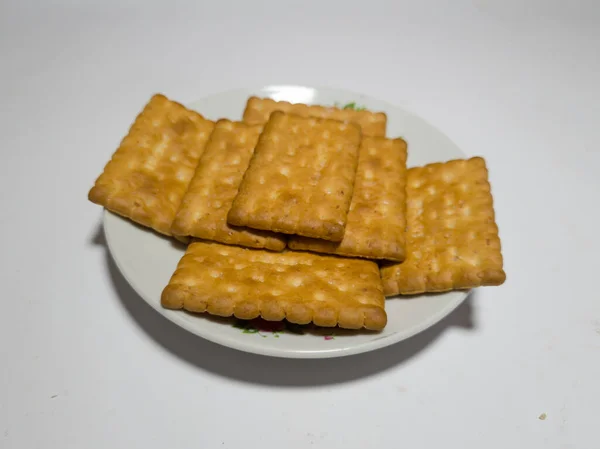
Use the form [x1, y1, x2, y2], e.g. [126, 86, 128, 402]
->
[89, 93, 505, 332]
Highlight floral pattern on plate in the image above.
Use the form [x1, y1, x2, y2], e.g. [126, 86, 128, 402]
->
[233, 318, 336, 340]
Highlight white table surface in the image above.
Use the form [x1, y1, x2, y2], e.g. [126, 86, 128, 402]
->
[1, 1, 599, 448]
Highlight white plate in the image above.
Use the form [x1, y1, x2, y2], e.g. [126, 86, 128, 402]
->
[103, 85, 468, 359]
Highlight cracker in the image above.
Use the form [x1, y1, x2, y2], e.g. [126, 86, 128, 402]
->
[228, 112, 361, 241]
[288, 137, 407, 261]
[171, 120, 286, 251]
[243, 96, 387, 137]
[161, 241, 387, 330]
[380, 157, 506, 295]
[88, 94, 215, 235]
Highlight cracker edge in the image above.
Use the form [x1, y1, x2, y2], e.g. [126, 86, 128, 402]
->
[242, 96, 388, 137]
[162, 283, 387, 331]
[381, 156, 506, 296]
[169, 119, 287, 251]
[287, 137, 407, 261]
[161, 244, 387, 331]
[228, 111, 361, 241]
[87, 93, 213, 236]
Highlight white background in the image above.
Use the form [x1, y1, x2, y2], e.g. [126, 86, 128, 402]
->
[1, 0, 599, 448]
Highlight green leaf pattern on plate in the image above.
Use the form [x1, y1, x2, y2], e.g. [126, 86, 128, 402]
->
[233, 318, 335, 340]
[333, 101, 366, 111]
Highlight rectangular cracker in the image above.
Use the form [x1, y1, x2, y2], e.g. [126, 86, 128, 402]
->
[288, 137, 407, 261]
[171, 120, 286, 251]
[161, 241, 387, 330]
[228, 112, 362, 241]
[380, 157, 506, 296]
[243, 96, 387, 137]
[88, 94, 215, 236]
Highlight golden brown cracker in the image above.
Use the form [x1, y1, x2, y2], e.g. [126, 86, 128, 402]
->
[161, 241, 387, 330]
[288, 137, 407, 261]
[228, 112, 361, 241]
[171, 120, 286, 251]
[88, 94, 215, 236]
[243, 96, 387, 137]
[380, 157, 506, 295]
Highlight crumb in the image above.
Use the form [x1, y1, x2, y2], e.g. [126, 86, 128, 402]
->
[51, 395, 58, 399]
[538, 413, 547, 420]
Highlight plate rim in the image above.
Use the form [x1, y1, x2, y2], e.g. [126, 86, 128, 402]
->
[102, 84, 469, 359]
